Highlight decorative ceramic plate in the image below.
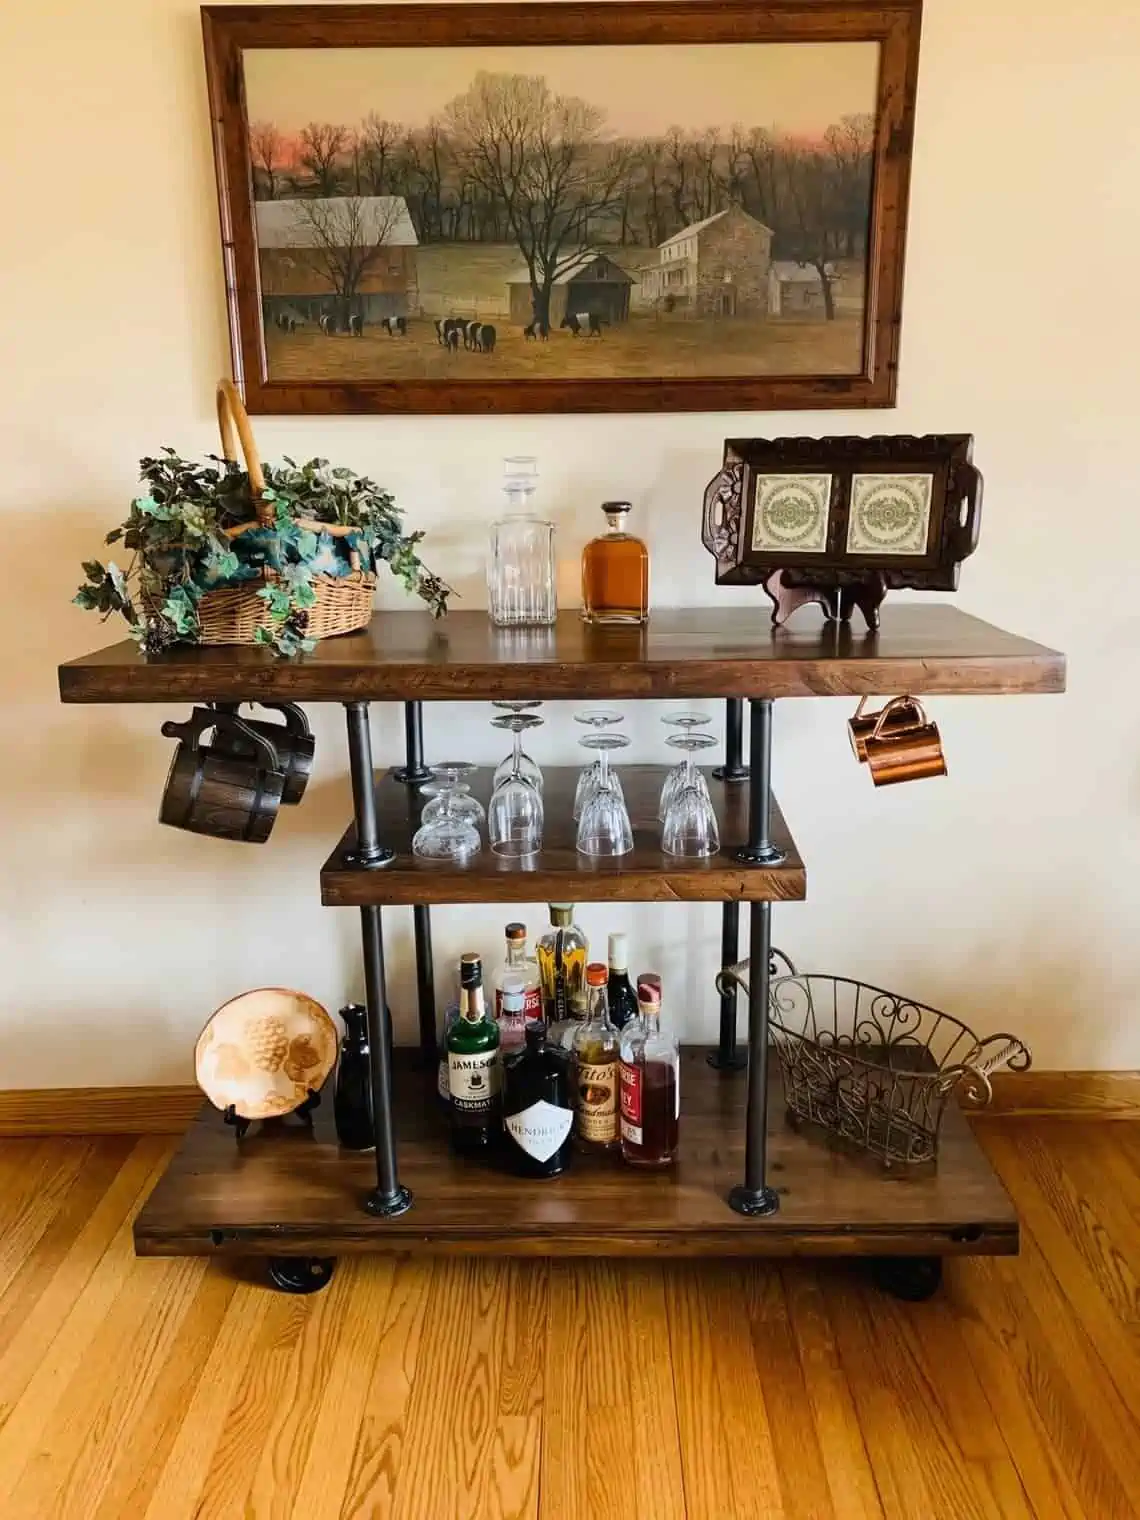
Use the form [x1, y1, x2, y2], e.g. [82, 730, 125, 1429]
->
[195, 988, 338, 1120]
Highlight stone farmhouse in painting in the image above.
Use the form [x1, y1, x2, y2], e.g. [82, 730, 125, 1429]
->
[255, 196, 418, 325]
[638, 206, 774, 317]
[506, 252, 634, 327]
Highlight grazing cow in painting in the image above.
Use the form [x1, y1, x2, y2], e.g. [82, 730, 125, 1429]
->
[382, 315, 406, 337]
[319, 314, 336, 335]
[479, 324, 497, 354]
[464, 320, 481, 351]
[445, 326, 460, 354]
[348, 314, 364, 337]
[561, 311, 604, 338]
[523, 319, 549, 341]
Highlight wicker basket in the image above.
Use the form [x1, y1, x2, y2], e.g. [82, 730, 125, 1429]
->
[717, 958, 1031, 1167]
[160, 381, 376, 647]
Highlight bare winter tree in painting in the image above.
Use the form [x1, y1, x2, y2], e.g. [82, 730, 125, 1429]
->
[292, 196, 404, 326]
[249, 121, 286, 200]
[298, 122, 351, 196]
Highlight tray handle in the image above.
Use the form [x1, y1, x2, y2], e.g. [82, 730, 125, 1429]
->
[952, 1033, 1032, 1108]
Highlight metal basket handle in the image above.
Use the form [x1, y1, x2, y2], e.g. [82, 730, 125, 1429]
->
[714, 948, 797, 1001]
[948, 1033, 1032, 1108]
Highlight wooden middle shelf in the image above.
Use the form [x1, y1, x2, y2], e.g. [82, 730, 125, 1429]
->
[320, 765, 806, 905]
[133, 1050, 1017, 1260]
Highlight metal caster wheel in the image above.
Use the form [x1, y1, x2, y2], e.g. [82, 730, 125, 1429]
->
[267, 1256, 336, 1294]
[868, 1255, 943, 1302]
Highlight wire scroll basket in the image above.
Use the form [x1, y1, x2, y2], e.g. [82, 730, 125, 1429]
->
[717, 958, 1031, 1167]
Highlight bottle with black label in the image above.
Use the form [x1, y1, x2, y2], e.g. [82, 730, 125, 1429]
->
[606, 932, 639, 1030]
[447, 954, 500, 1154]
[502, 1022, 573, 1178]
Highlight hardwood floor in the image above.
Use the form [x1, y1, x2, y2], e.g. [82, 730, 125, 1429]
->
[0, 1119, 1137, 1519]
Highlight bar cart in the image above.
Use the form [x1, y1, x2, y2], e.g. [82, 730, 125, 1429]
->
[58, 605, 1064, 1299]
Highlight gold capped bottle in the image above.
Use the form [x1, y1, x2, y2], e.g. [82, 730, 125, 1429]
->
[571, 962, 620, 1154]
[581, 501, 649, 625]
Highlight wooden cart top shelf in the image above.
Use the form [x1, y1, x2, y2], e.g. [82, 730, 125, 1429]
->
[321, 766, 806, 906]
[58, 605, 1065, 704]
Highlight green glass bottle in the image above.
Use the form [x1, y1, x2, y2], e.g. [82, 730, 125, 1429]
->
[447, 953, 501, 1155]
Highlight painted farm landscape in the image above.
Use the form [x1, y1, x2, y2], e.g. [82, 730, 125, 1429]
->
[244, 43, 878, 382]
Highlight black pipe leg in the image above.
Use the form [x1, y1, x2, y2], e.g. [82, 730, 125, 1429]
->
[733, 698, 785, 867]
[713, 697, 750, 782]
[413, 904, 436, 1064]
[393, 699, 432, 785]
[728, 899, 780, 1217]
[708, 900, 747, 1070]
[343, 702, 411, 1218]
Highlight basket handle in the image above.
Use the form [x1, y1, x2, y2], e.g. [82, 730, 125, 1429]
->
[953, 1033, 1032, 1108]
[216, 379, 272, 527]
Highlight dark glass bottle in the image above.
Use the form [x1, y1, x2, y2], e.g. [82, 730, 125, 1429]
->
[606, 932, 638, 1030]
[502, 1022, 573, 1178]
[447, 954, 501, 1155]
[334, 1003, 374, 1151]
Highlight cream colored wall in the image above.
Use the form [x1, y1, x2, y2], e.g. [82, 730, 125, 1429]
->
[1, 0, 1137, 1087]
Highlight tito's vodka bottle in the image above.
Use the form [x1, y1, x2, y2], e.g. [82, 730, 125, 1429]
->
[572, 963, 620, 1154]
[447, 954, 500, 1155]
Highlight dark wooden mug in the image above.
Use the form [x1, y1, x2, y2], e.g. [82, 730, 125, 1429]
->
[848, 695, 923, 764]
[211, 702, 314, 805]
[159, 708, 285, 843]
[864, 697, 947, 787]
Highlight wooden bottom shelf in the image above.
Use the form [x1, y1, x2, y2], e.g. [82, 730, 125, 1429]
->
[135, 1050, 1017, 1260]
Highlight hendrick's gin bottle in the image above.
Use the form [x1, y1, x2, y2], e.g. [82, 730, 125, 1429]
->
[447, 954, 501, 1155]
[502, 1022, 573, 1178]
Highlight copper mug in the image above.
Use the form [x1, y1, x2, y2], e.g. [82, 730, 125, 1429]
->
[848, 695, 922, 764]
[863, 697, 947, 787]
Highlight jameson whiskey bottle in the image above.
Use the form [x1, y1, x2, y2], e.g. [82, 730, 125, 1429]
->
[447, 954, 500, 1155]
[619, 980, 680, 1167]
[580, 501, 649, 625]
[536, 904, 588, 1037]
[572, 963, 620, 1154]
[606, 932, 638, 1030]
[502, 1022, 573, 1178]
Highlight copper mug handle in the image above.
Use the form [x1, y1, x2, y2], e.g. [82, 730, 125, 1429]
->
[865, 698, 947, 787]
[848, 694, 923, 764]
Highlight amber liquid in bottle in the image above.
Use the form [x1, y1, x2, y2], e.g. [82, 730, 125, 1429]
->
[619, 982, 680, 1167]
[581, 501, 649, 625]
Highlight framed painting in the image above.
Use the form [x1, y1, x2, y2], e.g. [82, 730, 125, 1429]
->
[202, 1, 923, 415]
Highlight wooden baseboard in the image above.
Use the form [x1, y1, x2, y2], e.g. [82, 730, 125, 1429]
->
[0, 1086, 202, 1136]
[0, 1071, 1137, 1136]
[983, 1071, 1140, 1119]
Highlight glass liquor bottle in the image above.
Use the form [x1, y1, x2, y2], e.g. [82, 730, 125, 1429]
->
[619, 981, 680, 1167]
[502, 1022, 573, 1178]
[333, 1004, 374, 1151]
[537, 904, 589, 1050]
[581, 501, 649, 625]
[436, 998, 459, 1109]
[446, 953, 501, 1155]
[491, 922, 542, 1054]
[572, 963, 620, 1154]
[606, 932, 638, 1030]
[487, 456, 557, 628]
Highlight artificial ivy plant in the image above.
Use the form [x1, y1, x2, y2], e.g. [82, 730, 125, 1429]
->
[74, 450, 450, 656]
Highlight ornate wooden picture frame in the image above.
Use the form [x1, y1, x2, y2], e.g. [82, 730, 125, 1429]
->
[702, 435, 983, 628]
[201, 1, 923, 415]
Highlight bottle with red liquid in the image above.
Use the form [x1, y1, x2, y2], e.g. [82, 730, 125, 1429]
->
[619, 979, 679, 1167]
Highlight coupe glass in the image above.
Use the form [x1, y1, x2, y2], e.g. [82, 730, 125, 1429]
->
[661, 733, 720, 858]
[491, 711, 544, 794]
[573, 709, 626, 820]
[658, 711, 713, 821]
[412, 779, 482, 863]
[420, 782, 485, 827]
[576, 733, 634, 858]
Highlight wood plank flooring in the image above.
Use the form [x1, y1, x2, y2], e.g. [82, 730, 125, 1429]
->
[0, 1118, 1137, 1518]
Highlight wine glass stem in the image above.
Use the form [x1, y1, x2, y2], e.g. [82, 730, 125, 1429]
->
[599, 748, 610, 790]
[684, 752, 695, 788]
[512, 729, 522, 777]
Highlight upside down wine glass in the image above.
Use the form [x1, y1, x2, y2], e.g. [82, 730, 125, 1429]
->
[489, 713, 545, 858]
[657, 711, 713, 821]
[576, 733, 634, 858]
[572, 709, 627, 821]
[491, 700, 545, 794]
[661, 733, 720, 858]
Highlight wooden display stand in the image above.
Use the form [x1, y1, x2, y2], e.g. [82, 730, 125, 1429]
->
[59, 605, 1064, 1298]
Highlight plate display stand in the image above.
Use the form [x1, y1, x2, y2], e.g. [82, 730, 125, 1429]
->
[58, 606, 1065, 1298]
